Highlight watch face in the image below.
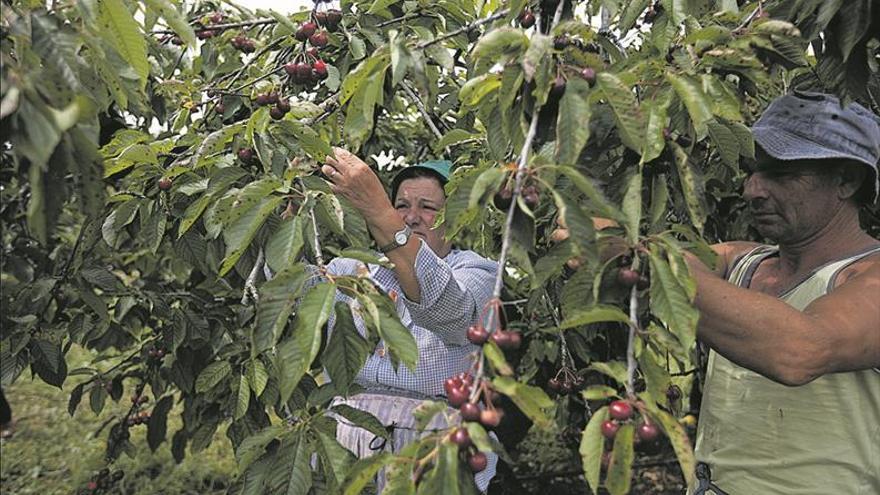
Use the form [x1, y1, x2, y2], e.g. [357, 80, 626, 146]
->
[395, 231, 408, 245]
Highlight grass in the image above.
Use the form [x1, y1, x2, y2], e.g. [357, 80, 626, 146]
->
[0, 349, 237, 495]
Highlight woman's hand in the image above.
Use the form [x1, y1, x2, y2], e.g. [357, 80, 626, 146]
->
[322, 147, 393, 224]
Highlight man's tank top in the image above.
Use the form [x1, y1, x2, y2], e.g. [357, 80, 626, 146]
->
[693, 245, 880, 494]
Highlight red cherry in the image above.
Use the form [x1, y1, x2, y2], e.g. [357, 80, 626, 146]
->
[548, 377, 562, 392]
[617, 268, 640, 288]
[490, 330, 521, 350]
[157, 177, 173, 191]
[254, 93, 271, 106]
[326, 9, 343, 28]
[447, 387, 469, 407]
[560, 379, 573, 394]
[460, 402, 481, 422]
[458, 372, 474, 387]
[550, 74, 566, 97]
[238, 148, 254, 163]
[209, 12, 223, 24]
[636, 421, 661, 442]
[314, 11, 328, 24]
[480, 408, 503, 428]
[284, 62, 298, 75]
[493, 186, 513, 210]
[269, 106, 286, 120]
[522, 185, 540, 208]
[276, 99, 290, 112]
[580, 67, 597, 86]
[312, 60, 328, 79]
[601, 420, 620, 439]
[306, 47, 320, 59]
[196, 29, 215, 40]
[444, 377, 462, 395]
[450, 427, 471, 448]
[467, 324, 489, 344]
[295, 22, 317, 41]
[296, 62, 313, 81]
[518, 10, 535, 28]
[309, 31, 329, 47]
[87, 481, 98, 490]
[468, 452, 488, 472]
[609, 400, 634, 421]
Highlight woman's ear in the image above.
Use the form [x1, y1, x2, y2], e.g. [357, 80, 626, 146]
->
[838, 164, 867, 201]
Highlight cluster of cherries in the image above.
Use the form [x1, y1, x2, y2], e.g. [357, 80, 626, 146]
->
[231, 34, 257, 53]
[77, 468, 125, 495]
[615, 254, 650, 291]
[466, 322, 522, 350]
[444, 373, 501, 473]
[250, 91, 291, 120]
[195, 11, 226, 40]
[601, 400, 661, 444]
[125, 393, 151, 427]
[493, 182, 540, 211]
[546, 365, 586, 395]
[283, 50, 329, 87]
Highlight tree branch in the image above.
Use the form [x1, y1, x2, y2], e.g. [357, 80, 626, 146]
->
[415, 9, 509, 50]
[151, 18, 277, 36]
[401, 82, 444, 139]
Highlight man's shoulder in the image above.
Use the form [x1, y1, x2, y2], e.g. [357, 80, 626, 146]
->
[447, 249, 498, 269]
[709, 241, 767, 276]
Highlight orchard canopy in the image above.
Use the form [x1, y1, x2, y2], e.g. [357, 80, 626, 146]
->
[1, 0, 877, 494]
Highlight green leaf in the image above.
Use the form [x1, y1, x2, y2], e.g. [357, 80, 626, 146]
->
[666, 72, 712, 140]
[605, 423, 635, 495]
[266, 431, 312, 495]
[341, 453, 391, 495]
[581, 385, 618, 401]
[435, 129, 479, 151]
[147, 395, 173, 451]
[641, 400, 696, 493]
[368, 0, 402, 14]
[471, 28, 529, 72]
[417, 442, 463, 495]
[580, 406, 609, 494]
[246, 358, 269, 397]
[555, 78, 592, 165]
[596, 73, 645, 152]
[589, 361, 627, 386]
[265, 216, 305, 273]
[236, 425, 286, 471]
[492, 376, 554, 429]
[277, 282, 336, 404]
[670, 142, 707, 233]
[340, 49, 390, 106]
[389, 30, 411, 87]
[707, 120, 739, 169]
[483, 341, 514, 376]
[331, 404, 389, 440]
[364, 293, 418, 372]
[143, 0, 196, 46]
[98, 0, 149, 88]
[273, 121, 333, 161]
[459, 73, 502, 108]
[234, 374, 250, 421]
[219, 196, 283, 276]
[555, 166, 624, 221]
[195, 124, 245, 167]
[560, 304, 631, 330]
[314, 427, 356, 487]
[177, 194, 212, 238]
[195, 360, 231, 393]
[323, 302, 370, 396]
[621, 170, 643, 245]
[641, 93, 670, 164]
[647, 249, 698, 352]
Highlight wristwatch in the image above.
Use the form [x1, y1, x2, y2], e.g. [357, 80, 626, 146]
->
[379, 225, 412, 254]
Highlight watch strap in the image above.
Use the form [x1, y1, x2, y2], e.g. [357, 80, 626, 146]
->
[379, 225, 412, 254]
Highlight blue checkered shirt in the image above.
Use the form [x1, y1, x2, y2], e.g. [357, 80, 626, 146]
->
[326, 241, 498, 398]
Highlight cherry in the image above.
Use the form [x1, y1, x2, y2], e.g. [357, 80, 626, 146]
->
[547, 377, 562, 392]
[560, 379, 573, 394]
[296, 62, 313, 81]
[493, 186, 513, 210]
[306, 47, 320, 59]
[490, 330, 521, 350]
[609, 400, 634, 421]
[480, 408, 502, 428]
[284, 62, 298, 76]
[458, 372, 475, 387]
[676, 134, 693, 147]
[87, 481, 98, 490]
[309, 31, 329, 47]
[209, 12, 223, 24]
[666, 384, 682, 402]
[468, 452, 488, 472]
[157, 177, 173, 191]
[447, 387, 469, 407]
[254, 93, 272, 106]
[312, 60, 329, 79]
[444, 376, 462, 395]
[215, 102, 225, 114]
[450, 427, 471, 448]
[617, 268, 640, 288]
[269, 106, 286, 120]
[636, 275, 650, 290]
[196, 29, 215, 40]
[276, 99, 291, 112]
[522, 185, 539, 208]
[601, 420, 620, 439]
[580, 67, 597, 86]
[662, 127, 672, 140]
[467, 324, 489, 345]
[518, 10, 535, 28]
[238, 148, 255, 163]
[170, 36, 184, 46]
[636, 421, 661, 442]
[460, 402, 481, 422]
[242, 39, 256, 53]
[550, 74, 566, 97]
[553, 36, 569, 50]
[314, 11, 328, 24]
[326, 10, 343, 30]
[295, 22, 317, 41]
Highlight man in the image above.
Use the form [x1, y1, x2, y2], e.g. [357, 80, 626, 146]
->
[321, 149, 499, 491]
[687, 91, 880, 494]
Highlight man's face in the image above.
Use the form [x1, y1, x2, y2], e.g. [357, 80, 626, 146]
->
[394, 176, 452, 257]
[743, 152, 842, 244]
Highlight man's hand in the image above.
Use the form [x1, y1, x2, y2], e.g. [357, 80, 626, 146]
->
[322, 147, 393, 225]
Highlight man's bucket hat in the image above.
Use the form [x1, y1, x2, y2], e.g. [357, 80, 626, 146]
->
[753, 91, 880, 202]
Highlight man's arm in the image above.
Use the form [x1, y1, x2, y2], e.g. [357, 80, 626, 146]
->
[688, 251, 880, 386]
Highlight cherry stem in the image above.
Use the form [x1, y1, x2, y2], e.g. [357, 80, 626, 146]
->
[151, 18, 277, 36]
